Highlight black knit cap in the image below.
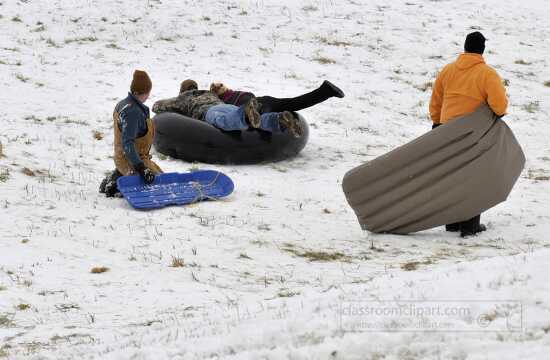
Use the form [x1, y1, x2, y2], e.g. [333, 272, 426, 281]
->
[464, 31, 486, 54]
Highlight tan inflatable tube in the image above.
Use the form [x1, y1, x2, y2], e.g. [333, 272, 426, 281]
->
[342, 105, 525, 234]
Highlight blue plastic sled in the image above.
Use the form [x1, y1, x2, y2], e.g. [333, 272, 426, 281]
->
[117, 170, 234, 210]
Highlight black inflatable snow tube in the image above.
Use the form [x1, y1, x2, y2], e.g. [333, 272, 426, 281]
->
[153, 112, 309, 164]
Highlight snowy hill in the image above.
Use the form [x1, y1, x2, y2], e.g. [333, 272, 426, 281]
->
[1, 0, 550, 359]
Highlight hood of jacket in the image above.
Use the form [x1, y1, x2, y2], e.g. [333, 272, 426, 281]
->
[127, 92, 150, 117]
[455, 53, 485, 70]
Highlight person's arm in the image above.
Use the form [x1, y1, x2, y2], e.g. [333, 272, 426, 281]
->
[119, 106, 144, 169]
[152, 96, 182, 114]
[429, 70, 445, 125]
[233, 92, 254, 107]
[486, 69, 508, 117]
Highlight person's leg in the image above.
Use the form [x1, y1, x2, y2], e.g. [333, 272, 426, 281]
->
[445, 222, 461, 232]
[459, 214, 487, 237]
[255, 96, 285, 114]
[258, 111, 303, 138]
[205, 104, 249, 131]
[256, 80, 345, 114]
[257, 112, 282, 133]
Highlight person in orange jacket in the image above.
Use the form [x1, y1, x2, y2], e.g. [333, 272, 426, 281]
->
[430, 32, 508, 125]
[429, 31, 509, 237]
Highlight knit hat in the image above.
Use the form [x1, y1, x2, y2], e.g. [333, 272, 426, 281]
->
[180, 79, 198, 94]
[130, 70, 152, 94]
[464, 31, 486, 55]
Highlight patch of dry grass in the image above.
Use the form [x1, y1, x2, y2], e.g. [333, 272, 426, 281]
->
[302, 5, 318, 12]
[64, 36, 98, 44]
[15, 73, 30, 83]
[90, 266, 109, 274]
[22, 167, 35, 176]
[32, 24, 46, 32]
[313, 56, 336, 65]
[401, 262, 420, 271]
[44, 38, 61, 48]
[63, 118, 89, 126]
[170, 256, 185, 268]
[278, 289, 300, 297]
[284, 246, 350, 262]
[401, 259, 434, 271]
[527, 169, 550, 181]
[92, 130, 104, 140]
[284, 71, 300, 80]
[0, 168, 10, 183]
[105, 43, 123, 50]
[17, 304, 30, 311]
[522, 101, 540, 114]
[302, 250, 347, 261]
[514, 59, 531, 65]
[257, 223, 271, 231]
[50, 333, 94, 345]
[316, 36, 353, 47]
[55, 303, 80, 312]
[0, 313, 15, 327]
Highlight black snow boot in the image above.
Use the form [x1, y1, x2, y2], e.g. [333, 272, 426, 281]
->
[99, 169, 122, 197]
[278, 111, 304, 138]
[244, 97, 261, 128]
[256, 80, 345, 114]
[460, 215, 487, 238]
[99, 176, 109, 194]
[320, 80, 345, 98]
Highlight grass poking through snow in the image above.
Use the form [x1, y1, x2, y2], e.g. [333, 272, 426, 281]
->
[170, 256, 185, 268]
[283, 245, 351, 262]
[90, 267, 109, 274]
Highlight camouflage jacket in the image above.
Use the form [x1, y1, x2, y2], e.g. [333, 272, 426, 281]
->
[152, 90, 223, 120]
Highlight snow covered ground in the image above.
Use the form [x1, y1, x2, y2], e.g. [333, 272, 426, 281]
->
[1, 0, 550, 358]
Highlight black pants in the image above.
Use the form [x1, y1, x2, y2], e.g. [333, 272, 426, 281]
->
[446, 215, 481, 233]
[257, 83, 335, 114]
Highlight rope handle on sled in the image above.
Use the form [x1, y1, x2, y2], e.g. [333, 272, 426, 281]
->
[189, 171, 223, 203]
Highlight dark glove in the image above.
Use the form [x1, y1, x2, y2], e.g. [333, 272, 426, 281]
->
[432, 123, 441, 129]
[135, 163, 155, 185]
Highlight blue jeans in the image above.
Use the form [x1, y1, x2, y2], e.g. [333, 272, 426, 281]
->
[205, 104, 282, 133]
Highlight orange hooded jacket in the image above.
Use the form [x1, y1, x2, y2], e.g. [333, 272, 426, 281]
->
[429, 53, 508, 124]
